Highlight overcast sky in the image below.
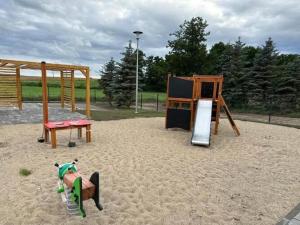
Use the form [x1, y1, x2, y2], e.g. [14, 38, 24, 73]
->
[1, 0, 299, 77]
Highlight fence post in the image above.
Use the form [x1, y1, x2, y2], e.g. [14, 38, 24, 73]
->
[156, 94, 159, 111]
[140, 92, 143, 109]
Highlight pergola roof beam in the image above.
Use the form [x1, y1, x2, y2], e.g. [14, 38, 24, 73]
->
[0, 59, 89, 71]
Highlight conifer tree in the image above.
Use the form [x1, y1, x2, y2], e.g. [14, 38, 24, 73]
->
[218, 43, 234, 104]
[113, 41, 141, 107]
[248, 38, 278, 110]
[230, 37, 247, 107]
[276, 57, 300, 111]
[99, 58, 116, 106]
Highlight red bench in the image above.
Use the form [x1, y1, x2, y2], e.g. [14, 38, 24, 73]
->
[44, 119, 91, 148]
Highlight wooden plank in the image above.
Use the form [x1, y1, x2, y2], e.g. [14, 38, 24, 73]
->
[167, 97, 194, 102]
[41, 62, 48, 124]
[0, 96, 17, 98]
[0, 91, 17, 94]
[0, 86, 17, 89]
[0, 67, 16, 71]
[64, 94, 72, 98]
[220, 95, 240, 136]
[0, 75, 17, 78]
[214, 76, 223, 134]
[85, 68, 90, 117]
[63, 172, 95, 200]
[60, 71, 64, 108]
[16, 68, 22, 110]
[0, 59, 89, 71]
[64, 96, 72, 101]
[0, 67, 18, 109]
[0, 100, 17, 103]
[0, 62, 8, 67]
[0, 72, 17, 75]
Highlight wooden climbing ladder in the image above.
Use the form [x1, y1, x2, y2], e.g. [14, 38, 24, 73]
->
[0, 66, 22, 110]
[60, 70, 75, 112]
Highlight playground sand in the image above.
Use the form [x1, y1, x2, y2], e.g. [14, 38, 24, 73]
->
[0, 118, 299, 225]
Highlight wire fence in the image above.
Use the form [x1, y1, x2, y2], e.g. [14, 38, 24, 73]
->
[22, 84, 166, 111]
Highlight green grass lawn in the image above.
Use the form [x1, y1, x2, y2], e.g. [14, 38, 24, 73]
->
[21, 85, 166, 102]
[21, 78, 99, 89]
[21, 86, 105, 100]
[78, 108, 165, 121]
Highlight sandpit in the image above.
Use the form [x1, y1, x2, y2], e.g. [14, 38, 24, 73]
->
[0, 118, 299, 225]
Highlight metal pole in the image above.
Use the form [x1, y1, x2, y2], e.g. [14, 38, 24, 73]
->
[135, 37, 139, 113]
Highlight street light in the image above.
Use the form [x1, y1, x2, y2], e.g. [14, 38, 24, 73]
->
[133, 30, 143, 113]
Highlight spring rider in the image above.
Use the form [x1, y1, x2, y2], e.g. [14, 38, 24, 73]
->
[55, 159, 103, 217]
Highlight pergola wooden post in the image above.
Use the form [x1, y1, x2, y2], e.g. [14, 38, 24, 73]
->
[71, 70, 76, 112]
[16, 67, 22, 110]
[60, 71, 64, 108]
[84, 68, 91, 118]
[214, 76, 223, 135]
[41, 62, 49, 141]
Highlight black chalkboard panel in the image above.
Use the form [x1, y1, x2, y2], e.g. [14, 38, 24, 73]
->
[211, 102, 217, 121]
[201, 82, 213, 98]
[168, 77, 193, 98]
[201, 82, 220, 98]
[166, 108, 191, 130]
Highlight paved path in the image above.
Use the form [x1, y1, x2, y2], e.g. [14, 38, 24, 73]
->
[0, 103, 86, 125]
[277, 203, 300, 225]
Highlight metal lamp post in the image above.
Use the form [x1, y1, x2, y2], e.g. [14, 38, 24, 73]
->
[133, 30, 143, 113]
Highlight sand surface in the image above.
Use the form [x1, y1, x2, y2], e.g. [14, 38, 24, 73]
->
[0, 118, 299, 225]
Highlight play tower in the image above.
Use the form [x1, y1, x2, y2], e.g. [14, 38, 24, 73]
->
[165, 74, 240, 146]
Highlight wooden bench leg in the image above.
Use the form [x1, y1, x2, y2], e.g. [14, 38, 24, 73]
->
[50, 129, 57, 148]
[78, 128, 82, 139]
[45, 128, 49, 142]
[86, 125, 91, 143]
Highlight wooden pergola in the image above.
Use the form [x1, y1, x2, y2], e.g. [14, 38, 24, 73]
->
[0, 59, 91, 122]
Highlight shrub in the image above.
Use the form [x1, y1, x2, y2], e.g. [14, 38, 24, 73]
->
[19, 168, 32, 176]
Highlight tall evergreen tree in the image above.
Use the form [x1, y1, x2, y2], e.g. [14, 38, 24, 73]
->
[218, 43, 234, 103]
[99, 58, 117, 106]
[166, 17, 210, 75]
[112, 41, 145, 108]
[112, 41, 136, 107]
[276, 57, 300, 111]
[230, 37, 247, 107]
[218, 38, 249, 107]
[242, 46, 261, 105]
[248, 38, 278, 110]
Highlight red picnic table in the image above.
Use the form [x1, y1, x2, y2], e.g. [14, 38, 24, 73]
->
[44, 119, 91, 148]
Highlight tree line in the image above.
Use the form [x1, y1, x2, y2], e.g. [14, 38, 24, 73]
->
[100, 17, 300, 112]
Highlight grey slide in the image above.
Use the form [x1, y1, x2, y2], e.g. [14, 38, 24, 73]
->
[191, 99, 213, 146]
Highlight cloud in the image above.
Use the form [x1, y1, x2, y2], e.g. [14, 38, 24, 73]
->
[0, 0, 299, 76]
